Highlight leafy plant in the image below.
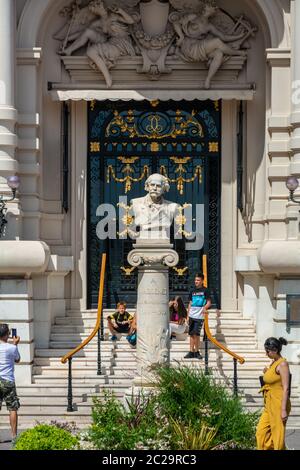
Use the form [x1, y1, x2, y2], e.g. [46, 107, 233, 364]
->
[153, 365, 259, 449]
[36, 420, 79, 434]
[89, 391, 163, 450]
[13, 424, 80, 450]
[170, 418, 217, 450]
[87, 366, 259, 450]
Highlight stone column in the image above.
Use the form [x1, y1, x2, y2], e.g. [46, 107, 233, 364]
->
[0, 0, 18, 191]
[291, 0, 300, 167]
[128, 241, 179, 384]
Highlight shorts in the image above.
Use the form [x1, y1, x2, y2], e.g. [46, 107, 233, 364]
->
[114, 325, 130, 334]
[188, 318, 204, 337]
[0, 378, 20, 411]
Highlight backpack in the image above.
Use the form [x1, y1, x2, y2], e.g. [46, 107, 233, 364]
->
[126, 331, 137, 346]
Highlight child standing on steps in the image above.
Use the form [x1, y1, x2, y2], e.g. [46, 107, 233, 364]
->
[184, 273, 211, 360]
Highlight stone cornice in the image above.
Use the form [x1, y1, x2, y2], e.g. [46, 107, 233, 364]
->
[17, 48, 42, 66]
[266, 48, 291, 67]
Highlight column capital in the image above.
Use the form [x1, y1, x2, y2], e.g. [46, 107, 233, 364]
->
[128, 246, 179, 268]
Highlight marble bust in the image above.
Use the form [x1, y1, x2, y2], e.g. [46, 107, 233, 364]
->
[131, 174, 178, 240]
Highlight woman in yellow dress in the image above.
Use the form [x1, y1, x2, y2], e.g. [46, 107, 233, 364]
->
[256, 337, 291, 450]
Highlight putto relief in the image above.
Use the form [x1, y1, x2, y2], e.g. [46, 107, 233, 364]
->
[54, 0, 257, 88]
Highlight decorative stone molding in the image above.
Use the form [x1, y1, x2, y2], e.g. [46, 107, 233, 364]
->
[60, 55, 249, 89]
[55, 0, 256, 89]
[0, 241, 50, 275]
[16, 48, 42, 66]
[258, 241, 300, 274]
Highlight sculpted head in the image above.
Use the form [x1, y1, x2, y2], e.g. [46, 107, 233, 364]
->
[201, 0, 218, 17]
[145, 174, 170, 202]
[89, 0, 106, 15]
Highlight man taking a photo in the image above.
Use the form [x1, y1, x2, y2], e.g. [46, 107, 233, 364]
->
[0, 324, 20, 442]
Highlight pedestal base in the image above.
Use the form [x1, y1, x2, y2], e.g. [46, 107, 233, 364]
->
[128, 241, 179, 380]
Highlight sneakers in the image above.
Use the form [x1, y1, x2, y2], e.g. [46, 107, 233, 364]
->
[110, 335, 117, 341]
[184, 351, 203, 359]
[11, 436, 18, 448]
[194, 351, 203, 360]
[184, 351, 195, 359]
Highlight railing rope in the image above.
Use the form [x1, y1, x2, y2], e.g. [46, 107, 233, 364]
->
[61, 253, 107, 411]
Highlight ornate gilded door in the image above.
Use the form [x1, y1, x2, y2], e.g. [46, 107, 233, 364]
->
[87, 100, 221, 308]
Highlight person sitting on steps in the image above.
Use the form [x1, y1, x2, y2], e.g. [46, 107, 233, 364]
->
[169, 296, 187, 340]
[107, 301, 134, 341]
[126, 314, 137, 347]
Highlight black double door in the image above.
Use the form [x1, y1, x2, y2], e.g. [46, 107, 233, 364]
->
[87, 100, 221, 308]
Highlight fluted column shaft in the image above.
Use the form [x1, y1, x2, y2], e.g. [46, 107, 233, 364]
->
[291, 0, 300, 163]
[0, 0, 18, 189]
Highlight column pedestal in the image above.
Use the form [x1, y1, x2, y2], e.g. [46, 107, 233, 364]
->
[124, 240, 178, 401]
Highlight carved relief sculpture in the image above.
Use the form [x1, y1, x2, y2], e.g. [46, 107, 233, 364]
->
[169, 0, 256, 88]
[55, 0, 257, 89]
[57, 0, 137, 88]
[132, 0, 175, 79]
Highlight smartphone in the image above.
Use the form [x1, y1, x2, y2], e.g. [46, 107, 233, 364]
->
[11, 328, 17, 338]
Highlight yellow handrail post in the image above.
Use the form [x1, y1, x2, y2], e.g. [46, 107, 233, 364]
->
[61, 253, 107, 365]
[202, 255, 245, 388]
[61, 254, 107, 411]
[202, 254, 208, 288]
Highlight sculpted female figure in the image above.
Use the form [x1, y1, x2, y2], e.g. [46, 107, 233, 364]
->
[60, 0, 136, 88]
[171, 1, 248, 89]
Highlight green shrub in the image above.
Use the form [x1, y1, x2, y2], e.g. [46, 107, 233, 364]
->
[154, 365, 259, 449]
[87, 367, 259, 450]
[13, 424, 80, 450]
[89, 391, 169, 450]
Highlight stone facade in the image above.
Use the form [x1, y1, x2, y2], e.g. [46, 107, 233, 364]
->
[1, 0, 300, 386]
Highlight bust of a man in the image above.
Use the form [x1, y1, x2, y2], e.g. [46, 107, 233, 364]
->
[131, 174, 178, 240]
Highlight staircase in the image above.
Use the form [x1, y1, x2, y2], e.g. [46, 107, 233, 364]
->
[1, 309, 300, 429]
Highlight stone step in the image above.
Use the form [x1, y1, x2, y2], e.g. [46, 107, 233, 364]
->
[32, 366, 115, 376]
[17, 384, 131, 395]
[1, 394, 299, 410]
[2, 419, 296, 431]
[38, 342, 259, 356]
[33, 366, 135, 377]
[67, 309, 243, 317]
[33, 375, 134, 385]
[49, 327, 255, 342]
[48, 339, 257, 350]
[34, 356, 117, 366]
[55, 317, 249, 327]
[16, 381, 299, 395]
[49, 332, 257, 343]
[51, 320, 255, 334]
[32, 362, 269, 374]
[10, 392, 300, 406]
[33, 354, 267, 366]
[0, 402, 299, 419]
